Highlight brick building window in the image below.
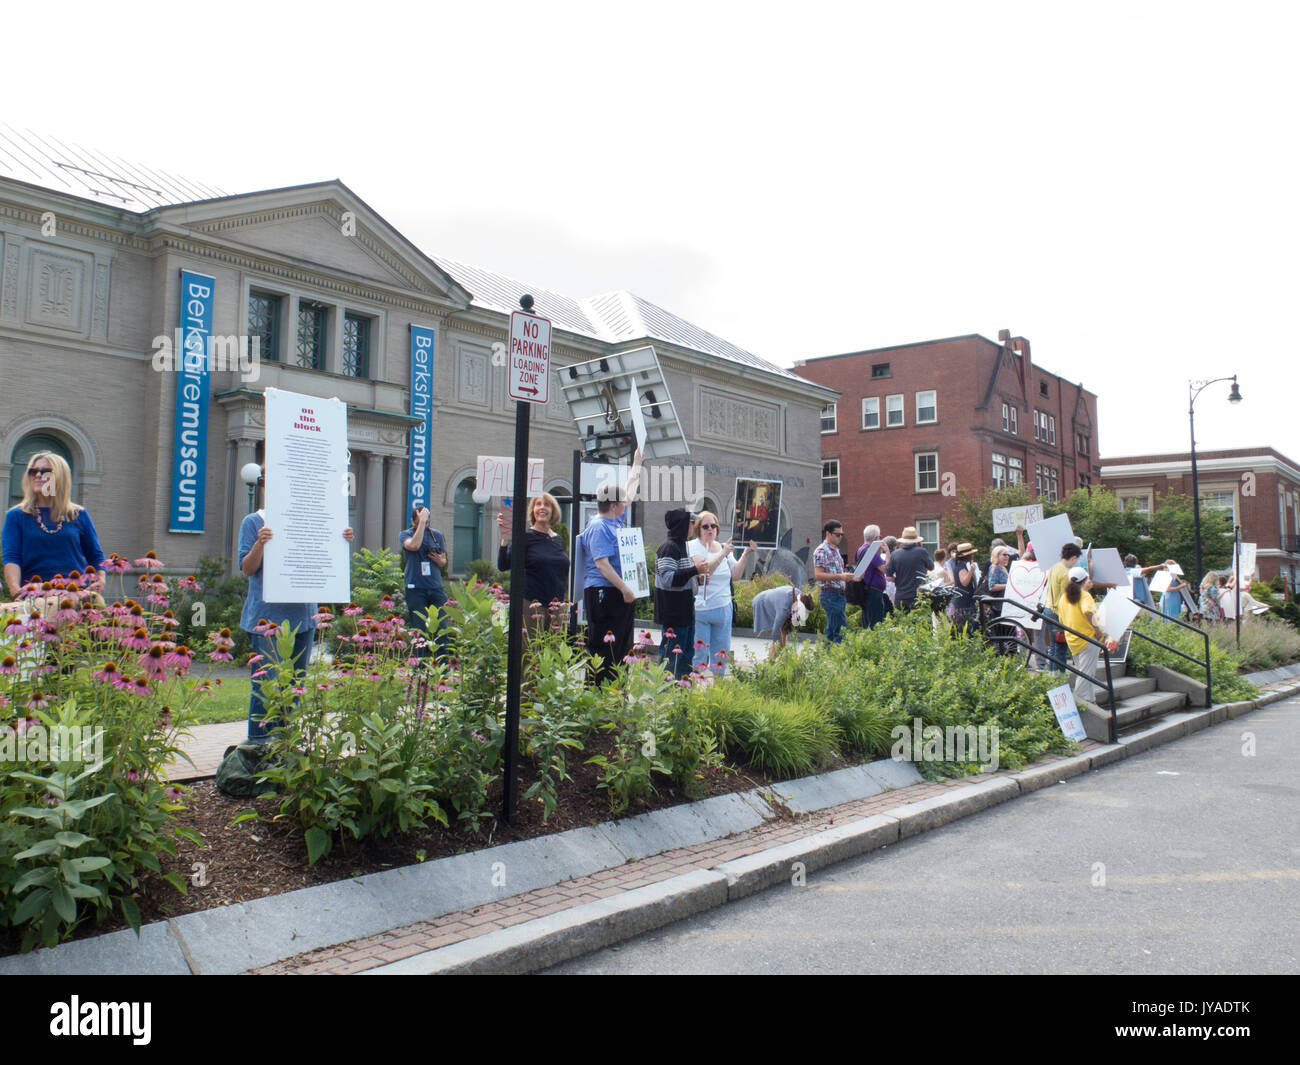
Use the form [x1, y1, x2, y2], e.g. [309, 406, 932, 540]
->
[915, 390, 937, 424]
[822, 460, 840, 497]
[1040, 381, 1049, 397]
[1002, 403, 1018, 435]
[248, 291, 281, 363]
[915, 452, 938, 493]
[1008, 456, 1023, 485]
[821, 402, 837, 434]
[861, 397, 880, 430]
[992, 452, 1008, 488]
[917, 520, 939, 555]
[1077, 432, 1090, 456]
[1050, 468, 1059, 500]
[1049, 415, 1056, 445]
[872, 362, 891, 378]
[1118, 492, 1152, 516]
[886, 394, 904, 428]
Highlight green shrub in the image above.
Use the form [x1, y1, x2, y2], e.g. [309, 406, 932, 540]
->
[688, 681, 835, 778]
[1128, 615, 1256, 701]
[1205, 616, 1300, 671]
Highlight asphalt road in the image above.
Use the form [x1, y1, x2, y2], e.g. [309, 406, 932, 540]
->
[547, 696, 1300, 975]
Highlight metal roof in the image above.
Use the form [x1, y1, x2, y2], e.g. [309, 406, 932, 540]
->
[433, 256, 803, 382]
[0, 124, 226, 211]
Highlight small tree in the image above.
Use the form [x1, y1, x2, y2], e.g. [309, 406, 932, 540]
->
[1144, 493, 1232, 575]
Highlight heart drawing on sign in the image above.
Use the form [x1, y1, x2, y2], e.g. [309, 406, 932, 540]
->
[1008, 563, 1047, 599]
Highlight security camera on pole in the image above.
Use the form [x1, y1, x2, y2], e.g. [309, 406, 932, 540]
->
[503, 295, 551, 824]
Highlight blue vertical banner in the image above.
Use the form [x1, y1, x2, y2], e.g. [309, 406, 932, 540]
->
[168, 269, 215, 533]
[407, 325, 436, 512]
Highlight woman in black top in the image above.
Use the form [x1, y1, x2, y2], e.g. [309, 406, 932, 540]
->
[496, 492, 570, 626]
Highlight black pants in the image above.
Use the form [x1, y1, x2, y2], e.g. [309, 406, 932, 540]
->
[585, 585, 635, 686]
[861, 586, 887, 629]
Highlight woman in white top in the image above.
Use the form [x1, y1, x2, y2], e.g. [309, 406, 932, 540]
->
[687, 511, 756, 675]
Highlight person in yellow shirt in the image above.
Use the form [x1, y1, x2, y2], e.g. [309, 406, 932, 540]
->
[1057, 565, 1111, 704]
[1043, 542, 1083, 674]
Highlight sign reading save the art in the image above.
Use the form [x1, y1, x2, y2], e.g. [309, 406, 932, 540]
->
[617, 527, 650, 598]
[992, 504, 1044, 534]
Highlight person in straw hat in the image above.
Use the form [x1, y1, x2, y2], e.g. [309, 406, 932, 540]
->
[885, 526, 933, 610]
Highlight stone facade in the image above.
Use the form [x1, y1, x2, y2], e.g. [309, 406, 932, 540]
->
[0, 176, 834, 581]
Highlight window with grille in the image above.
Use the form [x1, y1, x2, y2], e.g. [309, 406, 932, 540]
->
[342, 313, 371, 377]
[1008, 456, 1023, 485]
[862, 397, 880, 430]
[296, 301, 328, 370]
[992, 452, 1008, 488]
[248, 291, 281, 363]
[915, 390, 937, 424]
[821, 403, 837, 434]
[886, 394, 904, 428]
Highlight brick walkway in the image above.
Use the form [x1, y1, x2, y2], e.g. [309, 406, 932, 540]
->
[248, 746, 1097, 975]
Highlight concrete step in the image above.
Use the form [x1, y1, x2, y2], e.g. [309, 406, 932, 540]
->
[1094, 674, 1157, 705]
[1078, 689, 1189, 742]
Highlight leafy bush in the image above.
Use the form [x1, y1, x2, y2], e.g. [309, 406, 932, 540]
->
[1128, 615, 1256, 701]
[689, 682, 834, 778]
[1, 568, 204, 951]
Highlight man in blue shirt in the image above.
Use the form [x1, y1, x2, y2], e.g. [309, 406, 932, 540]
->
[578, 448, 644, 684]
[400, 505, 449, 658]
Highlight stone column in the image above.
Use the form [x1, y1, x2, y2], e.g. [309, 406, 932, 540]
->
[233, 438, 257, 571]
[364, 452, 384, 552]
[385, 455, 405, 548]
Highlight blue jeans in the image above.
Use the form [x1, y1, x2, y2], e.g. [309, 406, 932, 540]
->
[247, 627, 313, 742]
[821, 590, 846, 643]
[659, 623, 695, 680]
[693, 604, 732, 674]
[407, 584, 449, 659]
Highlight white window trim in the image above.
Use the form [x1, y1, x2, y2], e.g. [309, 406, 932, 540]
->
[886, 393, 905, 428]
[822, 459, 840, 498]
[915, 390, 937, 424]
[915, 452, 938, 493]
[821, 402, 837, 434]
[861, 396, 880, 430]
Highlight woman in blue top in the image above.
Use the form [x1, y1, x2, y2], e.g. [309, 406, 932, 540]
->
[3, 452, 107, 598]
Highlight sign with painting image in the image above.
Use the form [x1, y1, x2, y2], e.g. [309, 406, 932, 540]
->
[731, 477, 782, 550]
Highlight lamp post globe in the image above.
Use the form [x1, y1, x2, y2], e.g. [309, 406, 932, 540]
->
[240, 461, 262, 516]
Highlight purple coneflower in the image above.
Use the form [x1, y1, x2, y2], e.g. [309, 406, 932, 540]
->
[121, 627, 152, 652]
[603, 631, 616, 644]
[128, 676, 151, 697]
[343, 603, 363, 616]
[0, 655, 17, 675]
[133, 551, 165, 570]
[26, 691, 51, 711]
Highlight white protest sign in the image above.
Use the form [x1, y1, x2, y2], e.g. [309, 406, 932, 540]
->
[1166, 561, 1184, 576]
[1026, 513, 1074, 571]
[474, 456, 544, 500]
[992, 504, 1044, 534]
[1148, 569, 1173, 595]
[508, 309, 551, 404]
[1001, 558, 1047, 629]
[1096, 584, 1142, 639]
[617, 527, 650, 598]
[854, 540, 884, 581]
[262, 388, 351, 603]
[1046, 684, 1089, 741]
[1088, 547, 1129, 586]
[1233, 542, 1257, 578]
[629, 388, 648, 451]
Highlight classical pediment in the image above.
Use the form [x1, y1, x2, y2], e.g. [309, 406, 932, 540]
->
[149, 182, 470, 305]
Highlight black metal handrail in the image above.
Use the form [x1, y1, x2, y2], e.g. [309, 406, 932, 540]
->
[976, 595, 1118, 743]
[1122, 597, 1213, 707]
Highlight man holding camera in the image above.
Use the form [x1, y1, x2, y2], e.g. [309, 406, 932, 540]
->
[401, 504, 449, 657]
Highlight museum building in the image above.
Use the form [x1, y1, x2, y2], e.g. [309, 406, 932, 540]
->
[0, 132, 835, 578]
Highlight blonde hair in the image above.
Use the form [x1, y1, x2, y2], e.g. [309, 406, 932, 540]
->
[19, 452, 81, 522]
[693, 510, 721, 539]
[529, 492, 561, 528]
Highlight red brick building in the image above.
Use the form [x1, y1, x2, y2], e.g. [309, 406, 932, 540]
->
[794, 332, 1100, 554]
[1100, 447, 1300, 585]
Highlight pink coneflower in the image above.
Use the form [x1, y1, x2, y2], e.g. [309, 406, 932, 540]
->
[311, 610, 334, 628]
[694, 639, 707, 650]
[0, 655, 17, 675]
[252, 618, 278, 636]
[434, 683, 453, 693]
[378, 595, 395, 611]
[26, 690, 51, 711]
[209, 648, 234, 662]
[139, 645, 168, 679]
[677, 679, 692, 688]
[127, 601, 145, 617]
[157, 707, 172, 729]
[128, 676, 151, 697]
[133, 551, 165, 570]
[155, 610, 180, 631]
[164, 645, 193, 672]
[292, 686, 306, 695]
[211, 628, 235, 650]
[101, 554, 132, 574]
[126, 769, 141, 782]
[3, 615, 26, 636]
[367, 672, 382, 682]
[166, 786, 182, 802]
[55, 597, 81, 622]
[317, 682, 332, 690]
[603, 631, 616, 644]
[122, 626, 152, 652]
[93, 661, 128, 688]
[177, 576, 201, 594]
[343, 603, 363, 616]
[407, 656, 419, 667]
[33, 621, 61, 644]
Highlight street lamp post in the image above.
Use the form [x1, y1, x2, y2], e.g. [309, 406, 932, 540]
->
[1188, 375, 1242, 594]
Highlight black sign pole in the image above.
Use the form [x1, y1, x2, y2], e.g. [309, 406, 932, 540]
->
[502, 294, 535, 825]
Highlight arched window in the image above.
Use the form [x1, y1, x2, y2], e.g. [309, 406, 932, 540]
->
[452, 478, 482, 575]
[9, 434, 73, 509]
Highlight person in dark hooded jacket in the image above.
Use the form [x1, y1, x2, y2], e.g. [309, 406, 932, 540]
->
[655, 508, 711, 679]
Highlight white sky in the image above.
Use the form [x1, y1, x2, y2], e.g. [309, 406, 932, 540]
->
[8, 0, 1296, 462]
